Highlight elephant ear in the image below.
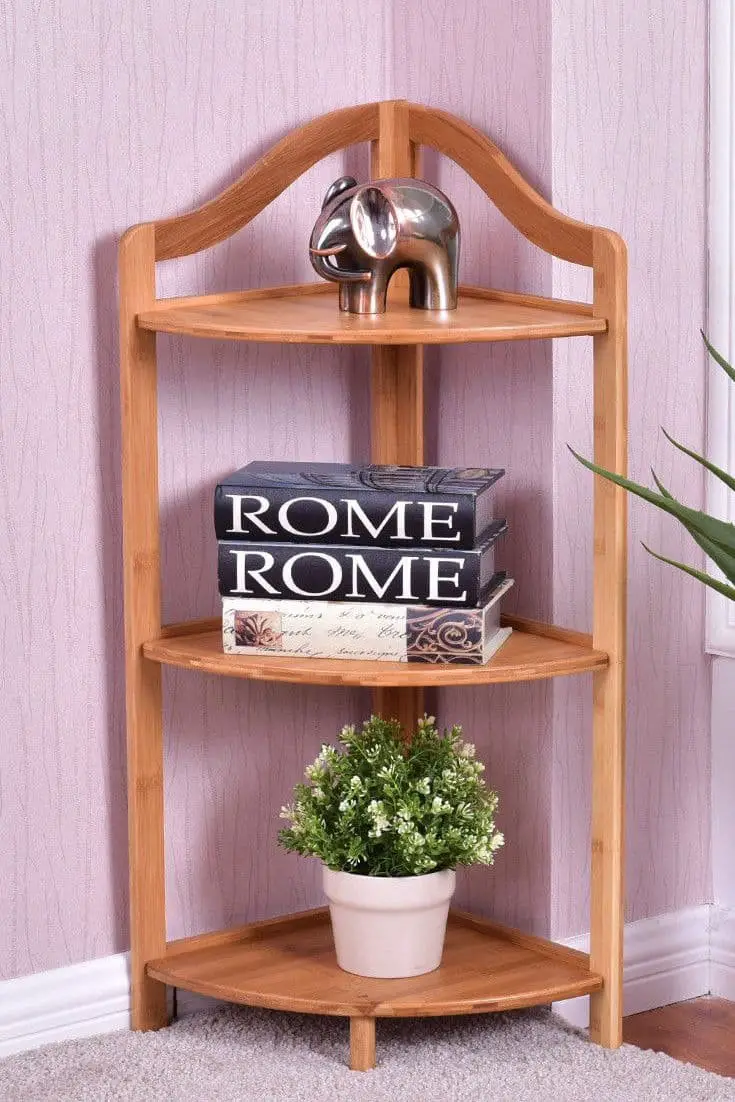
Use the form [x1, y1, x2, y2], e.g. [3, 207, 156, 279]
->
[349, 185, 398, 259]
[322, 176, 357, 208]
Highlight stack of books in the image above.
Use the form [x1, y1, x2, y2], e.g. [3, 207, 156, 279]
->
[215, 462, 514, 665]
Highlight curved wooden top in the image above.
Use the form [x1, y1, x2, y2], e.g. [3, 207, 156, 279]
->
[147, 909, 602, 1018]
[137, 284, 607, 345]
[138, 100, 603, 266]
[142, 616, 608, 687]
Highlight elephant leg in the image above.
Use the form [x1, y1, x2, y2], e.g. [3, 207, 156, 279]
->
[409, 254, 457, 311]
[340, 277, 389, 315]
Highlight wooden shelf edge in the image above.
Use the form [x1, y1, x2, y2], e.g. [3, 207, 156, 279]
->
[135, 283, 607, 346]
[147, 908, 602, 1018]
[144, 615, 607, 687]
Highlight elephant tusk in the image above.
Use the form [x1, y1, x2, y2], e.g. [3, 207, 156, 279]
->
[309, 244, 347, 256]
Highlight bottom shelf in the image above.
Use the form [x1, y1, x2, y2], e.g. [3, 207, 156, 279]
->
[147, 907, 602, 1018]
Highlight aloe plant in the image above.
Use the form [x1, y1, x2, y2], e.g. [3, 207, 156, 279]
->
[570, 334, 735, 602]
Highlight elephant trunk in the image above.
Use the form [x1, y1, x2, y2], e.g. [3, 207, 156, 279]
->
[309, 246, 370, 284]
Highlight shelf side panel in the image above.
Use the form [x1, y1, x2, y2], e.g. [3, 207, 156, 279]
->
[589, 229, 628, 1048]
[119, 224, 168, 1031]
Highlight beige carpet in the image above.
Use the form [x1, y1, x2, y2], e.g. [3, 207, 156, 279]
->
[1, 1005, 733, 1101]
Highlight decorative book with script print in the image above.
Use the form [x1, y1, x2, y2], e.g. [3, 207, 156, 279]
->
[222, 578, 514, 664]
[214, 461, 504, 549]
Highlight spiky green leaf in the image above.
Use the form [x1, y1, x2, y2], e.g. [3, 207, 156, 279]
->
[660, 427, 735, 493]
[641, 543, 735, 600]
[702, 331, 735, 384]
[568, 447, 735, 554]
[649, 472, 735, 584]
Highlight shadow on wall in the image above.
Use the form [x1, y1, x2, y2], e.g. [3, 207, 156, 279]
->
[92, 232, 130, 953]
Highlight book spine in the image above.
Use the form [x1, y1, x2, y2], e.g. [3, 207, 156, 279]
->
[214, 483, 479, 548]
[217, 539, 493, 607]
[222, 594, 513, 664]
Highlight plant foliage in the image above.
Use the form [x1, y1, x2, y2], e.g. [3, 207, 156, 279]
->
[570, 333, 735, 601]
[278, 715, 504, 877]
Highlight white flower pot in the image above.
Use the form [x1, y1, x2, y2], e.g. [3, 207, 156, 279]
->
[322, 866, 456, 978]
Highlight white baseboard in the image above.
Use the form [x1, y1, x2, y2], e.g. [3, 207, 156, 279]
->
[2, 905, 733, 1057]
[710, 906, 735, 1000]
[0, 952, 130, 1058]
[554, 905, 712, 1029]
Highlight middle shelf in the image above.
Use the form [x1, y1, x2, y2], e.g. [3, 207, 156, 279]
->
[143, 615, 607, 686]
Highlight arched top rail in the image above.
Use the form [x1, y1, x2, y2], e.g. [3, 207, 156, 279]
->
[407, 105, 594, 266]
[154, 103, 381, 261]
[151, 100, 597, 266]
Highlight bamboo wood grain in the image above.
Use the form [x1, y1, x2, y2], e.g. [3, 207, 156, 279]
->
[350, 1017, 376, 1072]
[154, 103, 380, 260]
[408, 103, 595, 265]
[588, 229, 628, 1048]
[370, 101, 425, 730]
[136, 287, 606, 345]
[145, 911, 602, 1018]
[142, 622, 608, 686]
[120, 100, 628, 1059]
[119, 224, 168, 1031]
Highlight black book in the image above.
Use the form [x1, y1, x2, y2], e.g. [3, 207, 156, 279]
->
[214, 461, 504, 549]
[217, 520, 507, 608]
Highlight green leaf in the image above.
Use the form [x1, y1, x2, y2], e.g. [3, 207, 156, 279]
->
[568, 446, 735, 553]
[641, 543, 735, 601]
[702, 331, 735, 385]
[651, 472, 735, 584]
[661, 427, 735, 493]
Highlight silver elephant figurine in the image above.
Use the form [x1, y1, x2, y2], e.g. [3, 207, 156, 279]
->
[309, 176, 460, 314]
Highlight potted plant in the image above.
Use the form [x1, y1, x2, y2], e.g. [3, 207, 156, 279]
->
[571, 335, 734, 601]
[279, 714, 504, 979]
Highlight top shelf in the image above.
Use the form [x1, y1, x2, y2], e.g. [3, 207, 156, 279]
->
[137, 283, 607, 346]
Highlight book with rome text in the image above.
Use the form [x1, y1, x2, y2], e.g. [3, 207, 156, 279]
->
[214, 461, 504, 549]
[217, 521, 507, 608]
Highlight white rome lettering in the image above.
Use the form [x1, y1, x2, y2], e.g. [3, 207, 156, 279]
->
[346, 555, 418, 600]
[282, 553, 341, 597]
[342, 499, 409, 540]
[426, 557, 466, 602]
[421, 501, 460, 541]
[230, 549, 279, 594]
[278, 496, 338, 537]
[225, 494, 276, 535]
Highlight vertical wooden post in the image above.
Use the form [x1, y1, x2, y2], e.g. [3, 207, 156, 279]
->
[350, 1016, 376, 1071]
[588, 229, 628, 1048]
[370, 100, 425, 733]
[119, 223, 169, 1031]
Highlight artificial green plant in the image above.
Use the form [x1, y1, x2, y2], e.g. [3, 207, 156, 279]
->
[570, 334, 735, 602]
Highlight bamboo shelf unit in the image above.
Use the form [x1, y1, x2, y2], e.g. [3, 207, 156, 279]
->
[119, 100, 627, 1073]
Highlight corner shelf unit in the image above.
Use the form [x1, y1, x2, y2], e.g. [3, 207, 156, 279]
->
[119, 100, 627, 1073]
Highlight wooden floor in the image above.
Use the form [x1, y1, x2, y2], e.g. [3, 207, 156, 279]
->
[623, 998, 735, 1079]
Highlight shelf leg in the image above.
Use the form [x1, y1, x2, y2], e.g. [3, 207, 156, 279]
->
[120, 223, 169, 1032]
[369, 100, 427, 731]
[373, 687, 425, 738]
[350, 1016, 376, 1071]
[589, 229, 628, 1048]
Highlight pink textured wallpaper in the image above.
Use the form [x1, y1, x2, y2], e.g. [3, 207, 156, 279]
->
[549, 0, 710, 936]
[1, 0, 710, 980]
[392, 0, 556, 934]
